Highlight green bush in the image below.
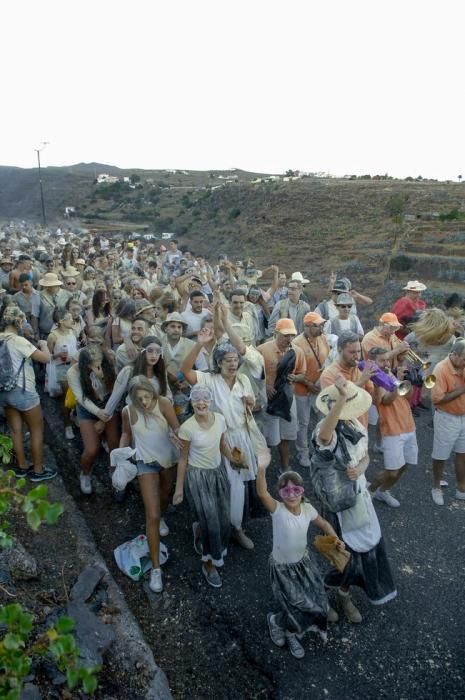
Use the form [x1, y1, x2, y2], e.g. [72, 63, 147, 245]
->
[228, 207, 241, 220]
[390, 254, 412, 272]
[439, 208, 465, 221]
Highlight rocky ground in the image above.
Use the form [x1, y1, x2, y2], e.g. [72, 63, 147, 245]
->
[37, 394, 465, 700]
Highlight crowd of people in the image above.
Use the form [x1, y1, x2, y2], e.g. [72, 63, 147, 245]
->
[0, 222, 464, 660]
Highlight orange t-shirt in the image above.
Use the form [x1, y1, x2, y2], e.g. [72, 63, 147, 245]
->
[257, 340, 306, 393]
[320, 360, 374, 428]
[374, 387, 415, 437]
[361, 327, 402, 368]
[292, 334, 329, 396]
[432, 357, 465, 415]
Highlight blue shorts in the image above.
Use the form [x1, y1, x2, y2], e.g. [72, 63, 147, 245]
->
[76, 404, 99, 421]
[136, 459, 163, 476]
[0, 387, 40, 412]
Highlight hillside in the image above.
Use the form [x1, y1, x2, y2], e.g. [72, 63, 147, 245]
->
[1, 164, 465, 308]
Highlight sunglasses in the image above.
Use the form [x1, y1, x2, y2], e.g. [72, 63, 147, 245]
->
[279, 485, 305, 499]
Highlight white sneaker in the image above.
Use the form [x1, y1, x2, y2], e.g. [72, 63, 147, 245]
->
[79, 472, 92, 495]
[455, 490, 465, 501]
[373, 489, 400, 507]
[297, 453, 311, 467]
[149, 567, 163, 593]
[440, 480, 448, 487]
[431, 488, 444, 506]
[159, 518, 169, 537]
[65, 426, 74, 440]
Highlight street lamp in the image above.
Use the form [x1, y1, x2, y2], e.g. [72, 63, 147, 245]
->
[34, 141, 49, 227]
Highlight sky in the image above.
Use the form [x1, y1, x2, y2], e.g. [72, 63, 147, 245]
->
[1, 0, 464, 180]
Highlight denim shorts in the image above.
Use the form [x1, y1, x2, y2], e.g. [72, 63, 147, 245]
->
[136, 459, 163, 476]
[0, 387, 40, 412]
[76, 404, 99, 421]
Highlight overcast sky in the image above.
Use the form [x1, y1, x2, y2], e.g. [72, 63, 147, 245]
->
[1, 0, 463, 180]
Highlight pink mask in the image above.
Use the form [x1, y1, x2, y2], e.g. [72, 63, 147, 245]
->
[279, 485, 304, 500]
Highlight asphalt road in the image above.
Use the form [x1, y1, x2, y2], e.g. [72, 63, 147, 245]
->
[43, 395, 465, 700]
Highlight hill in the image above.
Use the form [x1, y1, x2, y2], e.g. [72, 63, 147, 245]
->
[1, 164, 465, 308]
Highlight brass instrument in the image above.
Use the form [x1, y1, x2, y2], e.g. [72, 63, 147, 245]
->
[423, 374, 436, 389]
[393, 378, 412, 396]
[405, 348, 431, 370]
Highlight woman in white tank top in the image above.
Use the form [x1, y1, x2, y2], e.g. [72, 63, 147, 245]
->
[120, 376, 180, 594]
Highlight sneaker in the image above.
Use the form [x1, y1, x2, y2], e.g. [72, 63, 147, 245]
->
[29, 467, 58, 483]
[267, 613, 286, 647]
[10, 464, 33, 478]
[297, 453, 311, 468]
[327, 606, 339, 623]
[337, 591, 362, 624]
[440, 480, 448, 487]
[431, 488, 444, 506]
[373, 489, 400, 508]
[455, 490, 465, 501]
[285, 632, 305, 659]
[65, 426, 74, 440]
[159, 518, 169, 537]
[192, 522, 202, 555]
[149, 567, 163, 593]
[232, 528, 254, 550]
[79, 472, 92, 495]
[202, 565, 222, 588]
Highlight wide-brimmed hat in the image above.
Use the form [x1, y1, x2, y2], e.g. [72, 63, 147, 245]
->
[161, 312, 188, 330]
[75, 258, 86, 266]
[62, 266, 81, 278]
[379, 312, 401, 328]
[276, 318, 297, 335]
[0, 257, 13, 265]
[38, 272, 63, 287]
[291, 271, 309, 284]
[332, 279, 350, 293]
[316, 381, 372, 420]
[403, 280, 427, 292]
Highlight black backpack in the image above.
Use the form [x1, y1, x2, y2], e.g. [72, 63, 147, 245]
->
[309, 435, 358, 513]
[0, 336, 26, 392]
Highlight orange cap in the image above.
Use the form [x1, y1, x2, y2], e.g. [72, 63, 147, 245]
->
[276, 318, 297, 335]
[379, 312, 401, 328]
[304, 312, 325, 325]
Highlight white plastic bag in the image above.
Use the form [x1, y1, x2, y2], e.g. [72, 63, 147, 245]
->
[113, 534, 168, 581]
[45, 361, 62, 398]
[110, 447, 137, 491]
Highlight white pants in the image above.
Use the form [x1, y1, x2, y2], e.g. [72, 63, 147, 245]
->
[295, 394, 317, 455]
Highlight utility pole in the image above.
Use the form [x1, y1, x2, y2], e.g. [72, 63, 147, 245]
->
[34, 141, 49, 227]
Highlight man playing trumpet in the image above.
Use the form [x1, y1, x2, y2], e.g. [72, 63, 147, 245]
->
[367, 348, 418, 508]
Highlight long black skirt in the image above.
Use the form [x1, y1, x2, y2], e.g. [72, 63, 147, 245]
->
[270, 550, 329, 639]
[184, 464, 231, 567]
[322, 508, 397, 605]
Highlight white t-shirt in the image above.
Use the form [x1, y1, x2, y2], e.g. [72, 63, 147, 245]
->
[194, 371, 253, 431]
[271, 501, 318, 564]
[179, 412, 226, 469]
[0, 333, 36, 393]
[180, 307, 210, 336]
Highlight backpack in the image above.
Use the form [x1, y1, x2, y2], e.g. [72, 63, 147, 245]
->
[0, 336, 26, 392]
[309, 436, 358, 513]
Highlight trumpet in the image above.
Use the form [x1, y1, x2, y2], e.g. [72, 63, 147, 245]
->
[358, 361, 411, 395]
[423, 374, 436, 389]
[405, 348, 431, 370]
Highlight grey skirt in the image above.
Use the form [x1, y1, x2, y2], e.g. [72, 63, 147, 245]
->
[184, 464, 231, 567]
[270, 550, 329, 639]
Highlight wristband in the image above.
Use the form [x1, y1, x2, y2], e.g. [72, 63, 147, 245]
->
[176, 371, 185, 382]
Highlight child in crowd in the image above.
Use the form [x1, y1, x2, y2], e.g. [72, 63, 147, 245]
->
[256, 463, 343, 659]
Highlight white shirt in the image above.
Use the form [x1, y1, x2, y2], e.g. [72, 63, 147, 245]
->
[194, 371, 253, 431]
[180, 307, 210, 337]
[271, 501, 318, 564]
[179, 413, 226, 470]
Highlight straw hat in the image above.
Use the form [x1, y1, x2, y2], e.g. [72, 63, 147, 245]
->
[62, 266, 81, 278]
[316, 381, 372, 420]
[161, 312, 188, 330]
[75, 258, 86, 266]
[291, 271, 309, 284]
[38, 272, 63, 287]
[403, 280, 426, 292]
